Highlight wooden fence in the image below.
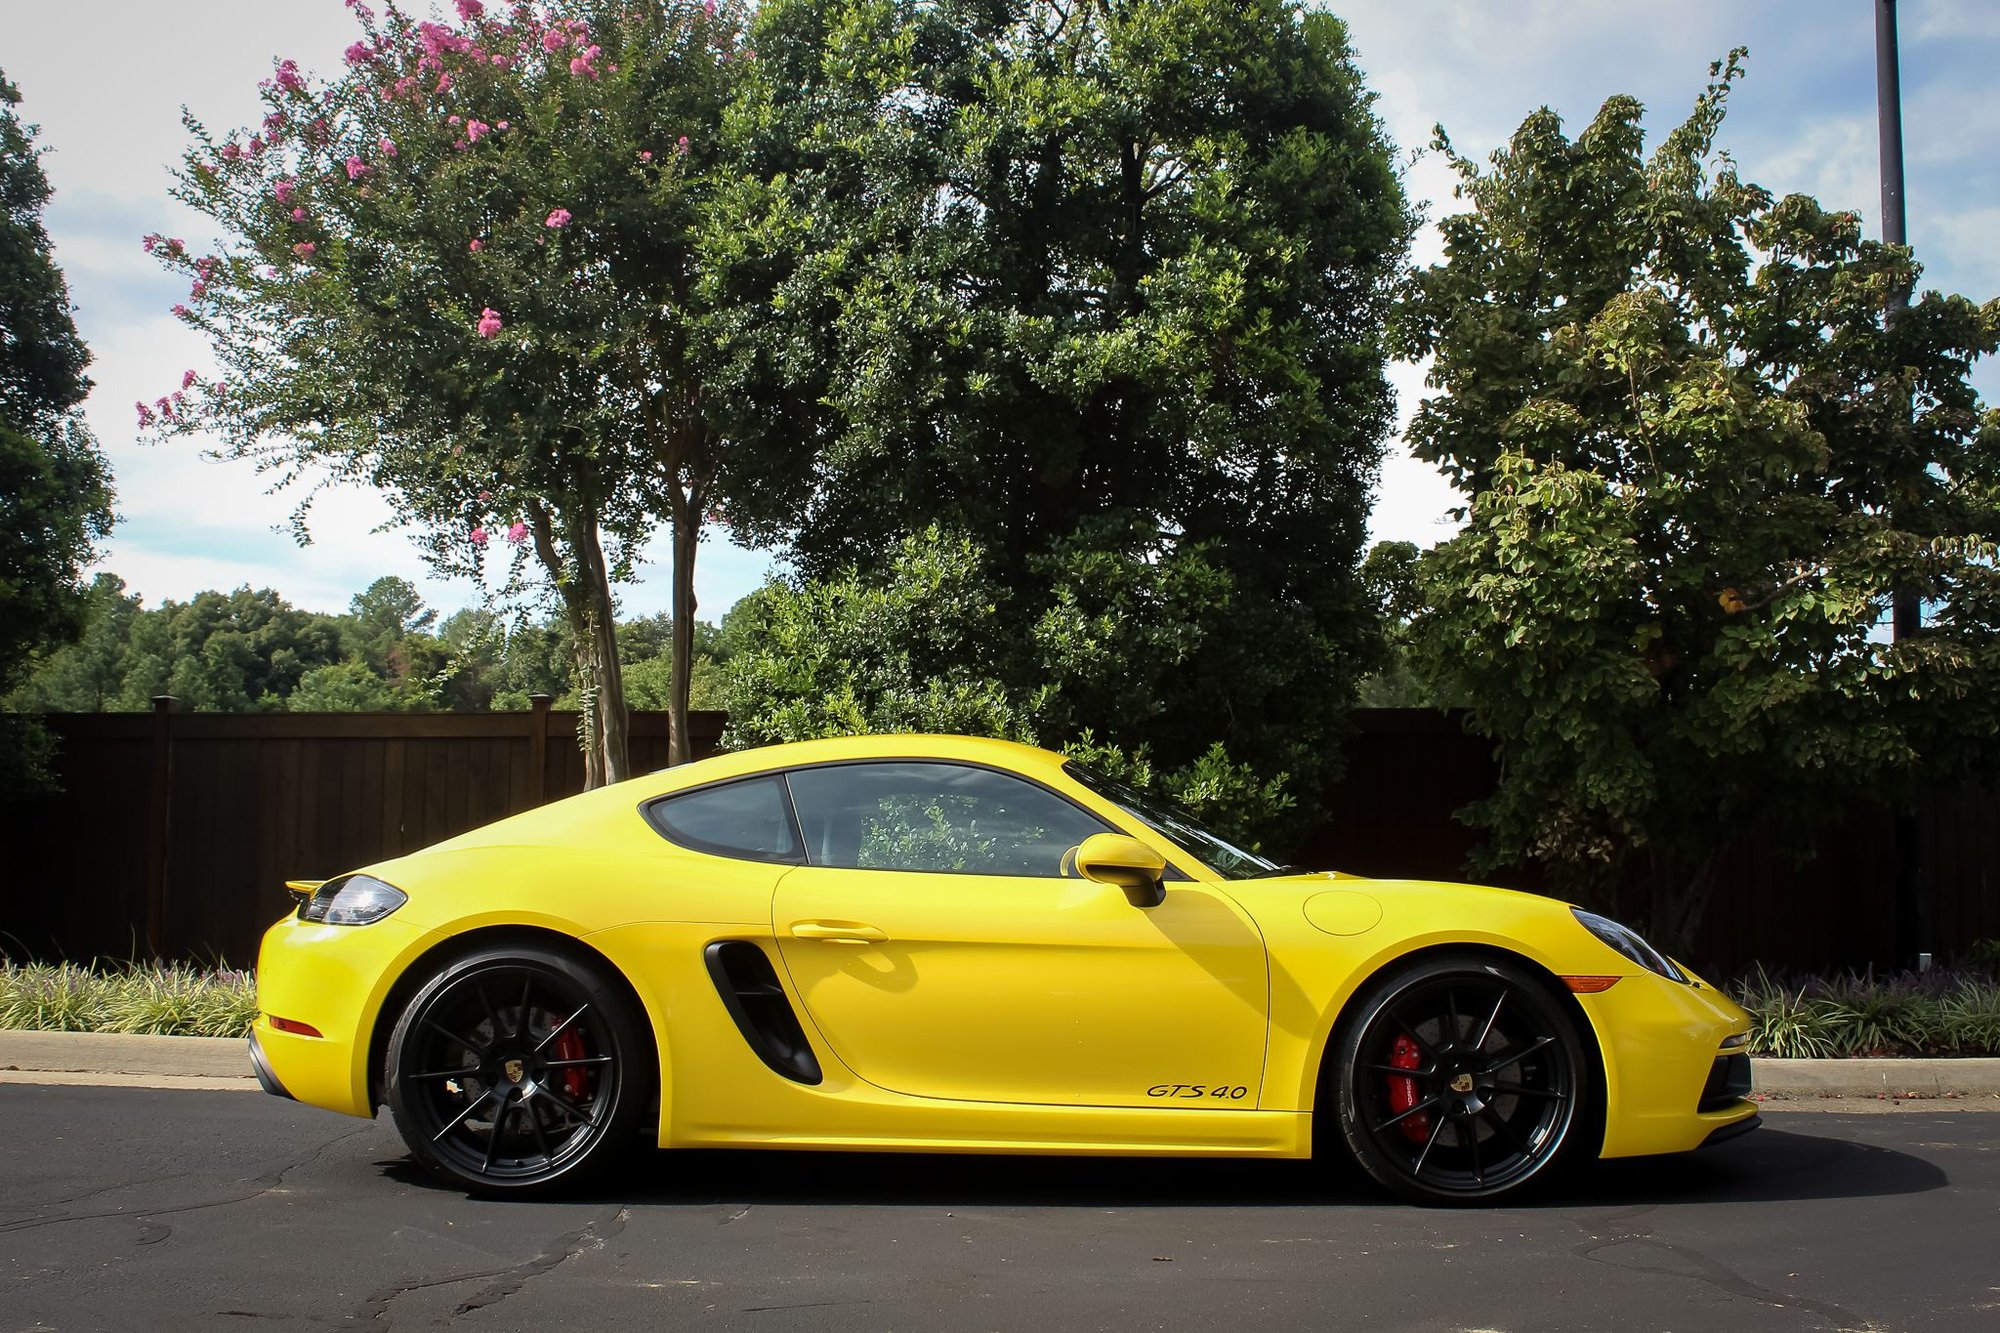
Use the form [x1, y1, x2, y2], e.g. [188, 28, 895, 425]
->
[2, 704, 1994, 976]
[1304, 710, 2000, 977]
[0, 699, 724, 966]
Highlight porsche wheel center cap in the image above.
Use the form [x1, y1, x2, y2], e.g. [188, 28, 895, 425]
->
[1450, 1072, 1475, 1094]
[504, 1058, 527, 1085]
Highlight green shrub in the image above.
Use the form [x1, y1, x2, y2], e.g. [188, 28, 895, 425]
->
[0, 960, 257, 1038]
[1733, 964, 2000, 1058]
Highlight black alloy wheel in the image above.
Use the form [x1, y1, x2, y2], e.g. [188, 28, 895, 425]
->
[1335, 955, 1586, 1205]
[386, 942, 649, 1196]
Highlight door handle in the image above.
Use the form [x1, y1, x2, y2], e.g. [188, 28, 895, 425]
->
[788, 921, 889, 945]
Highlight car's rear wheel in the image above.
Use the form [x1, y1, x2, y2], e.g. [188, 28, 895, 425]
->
[1334, 955, 1585, 1205]
[385, 942, 648, 1196]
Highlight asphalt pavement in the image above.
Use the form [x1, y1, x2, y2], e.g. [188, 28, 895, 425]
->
[3, 1078, 1999, 1332]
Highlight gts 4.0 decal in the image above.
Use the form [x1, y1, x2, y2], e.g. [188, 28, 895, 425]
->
[1146, 1084, 1249, 1100]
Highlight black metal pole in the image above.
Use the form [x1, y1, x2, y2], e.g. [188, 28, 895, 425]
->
[1877, 0, 1932, 969]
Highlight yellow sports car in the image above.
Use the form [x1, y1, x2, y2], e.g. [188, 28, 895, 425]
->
[250, 734, 1758, 1205]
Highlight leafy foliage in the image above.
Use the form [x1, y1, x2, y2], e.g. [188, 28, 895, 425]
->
[716, 0, 1412, 804]
[723, 527, 1295, 847]
[1397, 56, 2000, 947]
[144, 1, 766, 780]
[0, 70, 114, 791]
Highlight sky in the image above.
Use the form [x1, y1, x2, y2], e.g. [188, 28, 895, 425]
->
[7, 0, 1998, 621]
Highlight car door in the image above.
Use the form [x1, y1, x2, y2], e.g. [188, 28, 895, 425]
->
[770, 760, 1269, 1110]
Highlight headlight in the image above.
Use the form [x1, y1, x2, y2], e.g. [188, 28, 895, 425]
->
[1571, 908, 1688, 983]
[299, 874, 407, 925]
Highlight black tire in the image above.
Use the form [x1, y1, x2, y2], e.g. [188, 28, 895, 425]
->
[1333, 954, 1586, 1206]
[385, 942, 650, 1197]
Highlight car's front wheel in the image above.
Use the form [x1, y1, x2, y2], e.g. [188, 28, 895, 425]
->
[1334, 954, 1586, 1205]
[385, 942, 650, 1196]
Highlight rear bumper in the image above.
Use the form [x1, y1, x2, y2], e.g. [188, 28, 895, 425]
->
[247, 1031, 294, 1100]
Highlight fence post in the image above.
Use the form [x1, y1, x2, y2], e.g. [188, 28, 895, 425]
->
[529, 694, 552, 806]
[145, 695, 176, 959]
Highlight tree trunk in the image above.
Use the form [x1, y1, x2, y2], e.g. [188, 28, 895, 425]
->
[527, 499, 631, 789]
[575, 518, 631, 786]
[668, 493, 700, 767]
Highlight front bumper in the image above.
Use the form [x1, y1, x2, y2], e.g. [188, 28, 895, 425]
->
[1579, 970, 1760, 1158]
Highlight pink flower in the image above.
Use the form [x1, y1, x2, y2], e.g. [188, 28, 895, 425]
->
[344, 40, 377, 65]
[345, 156, 373, 180]
[638, 150, 652, 163]
[291, 208, 308, 221]
[492, 54, 511, 67]
[542, 28, 569, 51]
[506, 521, 528, 544]
[466, 119, 490, 142]
[469, 238, 484, 251]
[495, 120, 509, 131]
[182, 370, 199, 390]
[190, 281, 207, 297]
[274, 59, 306, 93]
[455, 0, 485, 18]
[293, 241, 317, 258]
[477, 489, 492, 501]
[675, 135, 689, 154]
[171, 303, 191, 317]
[448, 114, 463, 126]
[273, 179, 297, 204]
[142, 233, 161, 253]
[261, 266, 279, 279]
[249, 135, 265, 155]
[156, 396, 175, 419]
[569, 45, 601, 79]
[436, 70, 454, 93]
[476, 307, 504, 338]
[166, 238, 185, 254]
[545, 208, 572, 228]
[345, 0, 375, 18]
[471, 525, 490, 547]
[704, 0, 717, 14]
[379, 137, 398, 157]
[219, 143, 243, 161]
[135, 401, 156, 427]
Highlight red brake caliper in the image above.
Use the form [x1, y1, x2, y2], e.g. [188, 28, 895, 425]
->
[1387, 1033, 1430, 1144]
[554, 1028, 590, 1101]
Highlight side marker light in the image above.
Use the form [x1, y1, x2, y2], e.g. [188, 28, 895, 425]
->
[1561, 976, 1622, 993]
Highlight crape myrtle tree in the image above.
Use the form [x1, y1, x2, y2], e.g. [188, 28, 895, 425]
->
[1397, 55, 2000, 950]
[143, 0, 756, 783]
[710, 0, 1412, 814]
[0, 71, 115, 791]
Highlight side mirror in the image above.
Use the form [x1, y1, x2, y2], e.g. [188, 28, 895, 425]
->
[1073, 833, 1168, 908]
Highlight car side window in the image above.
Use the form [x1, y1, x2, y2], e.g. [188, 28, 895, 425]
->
[785, 762, 1111, 876]
[646, 776, 802, 863]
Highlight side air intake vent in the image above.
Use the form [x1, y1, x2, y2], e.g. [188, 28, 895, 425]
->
[704, 941, 823, 1085]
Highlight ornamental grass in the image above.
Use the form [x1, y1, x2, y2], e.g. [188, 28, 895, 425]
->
[0, 959, 258, 1038]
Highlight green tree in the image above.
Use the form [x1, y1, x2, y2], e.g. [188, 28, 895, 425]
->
[1396, 56, 2000, 949]
[145, 0, 763, 783]
[725, 526, 1294, 847]
[0, 70, 115, 786]
[715, 0, 1411, 795]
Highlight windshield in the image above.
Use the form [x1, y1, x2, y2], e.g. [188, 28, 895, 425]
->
[1063, 761, 1281, 880]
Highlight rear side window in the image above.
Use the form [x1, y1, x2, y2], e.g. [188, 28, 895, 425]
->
[646, 776, 802, 863]
[785, 761, 1111, 876]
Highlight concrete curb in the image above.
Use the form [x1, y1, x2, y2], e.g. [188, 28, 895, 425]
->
[4, 1031, 2000, 1100]
[1752, 1056, 2000, 1100]
[0, 1030, 252, 1080]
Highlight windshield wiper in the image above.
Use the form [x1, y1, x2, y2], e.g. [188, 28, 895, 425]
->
[1242, 863, 1304, 879]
